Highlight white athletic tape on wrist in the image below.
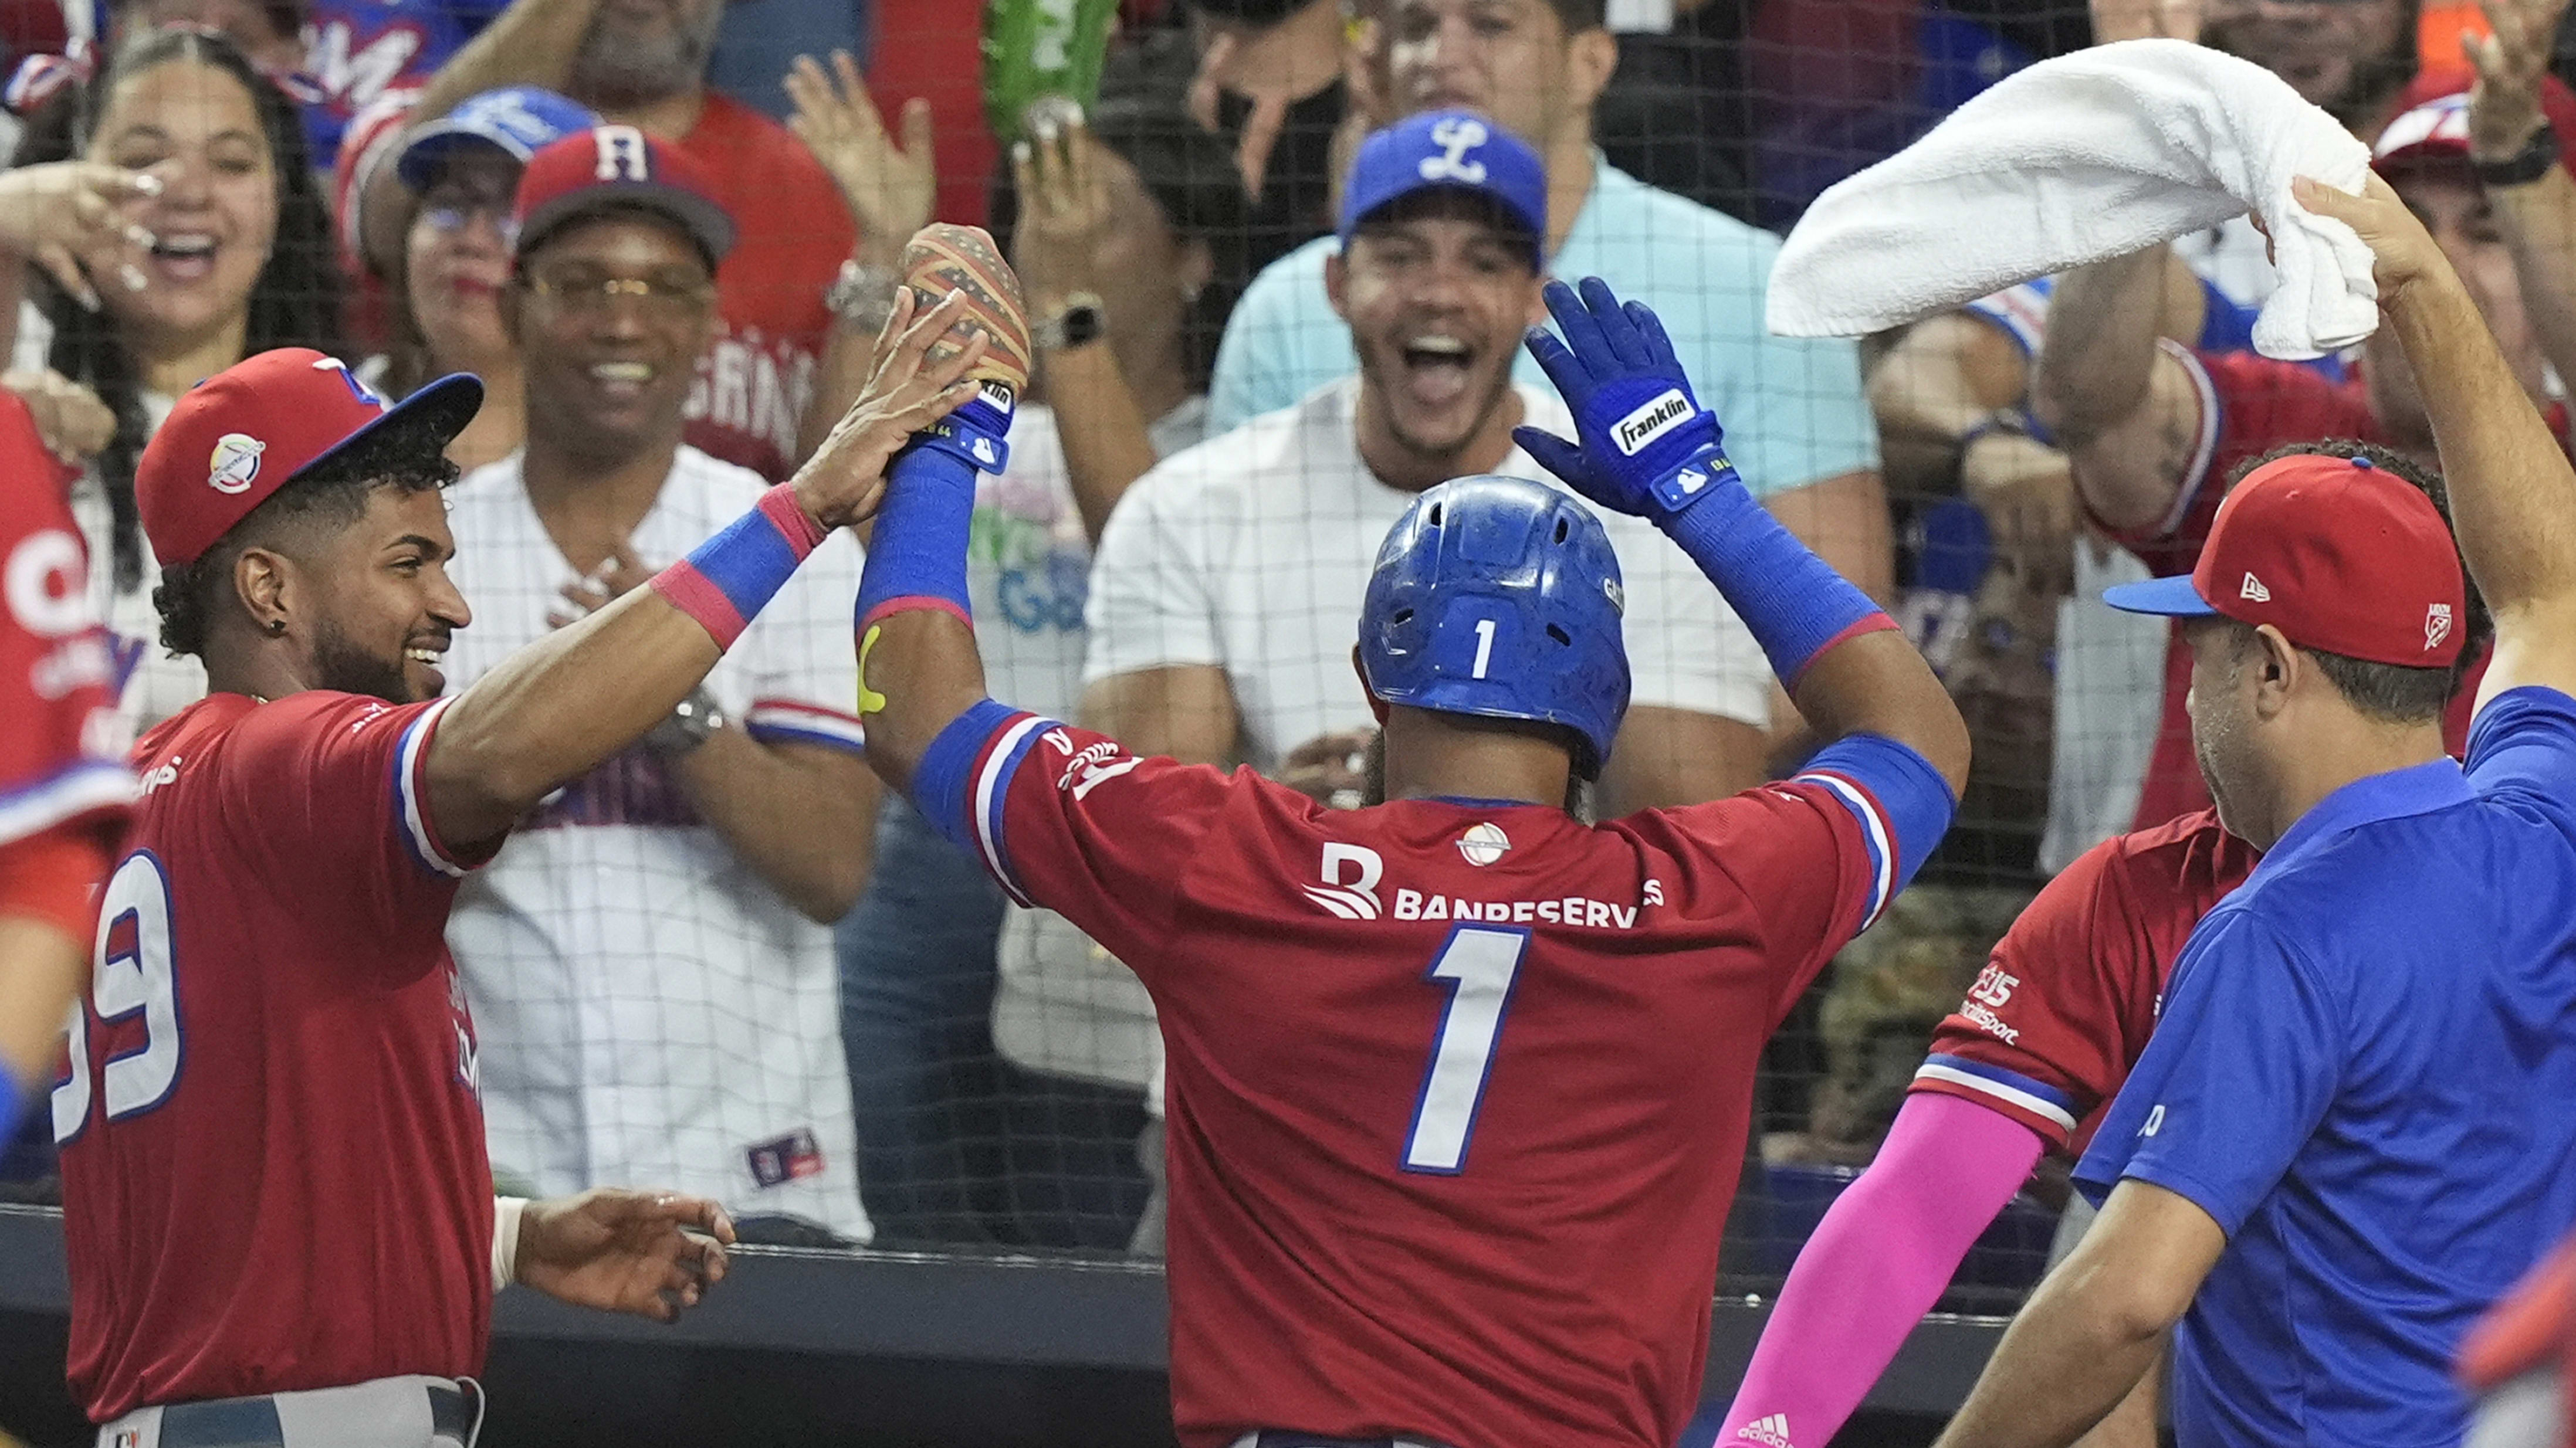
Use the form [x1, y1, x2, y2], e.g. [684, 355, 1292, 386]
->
[492, 1196, 529, 1293]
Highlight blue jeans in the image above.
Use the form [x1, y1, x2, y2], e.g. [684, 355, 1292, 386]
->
[838, 796, 1152, 1249]
[837, 796, 1010, 1244]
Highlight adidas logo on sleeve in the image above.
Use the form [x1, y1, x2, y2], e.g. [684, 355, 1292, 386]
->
[1737, 1414, 1795, 1448]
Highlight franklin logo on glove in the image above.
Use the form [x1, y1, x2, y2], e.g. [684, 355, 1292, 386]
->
[1614, 389, 1697, 455]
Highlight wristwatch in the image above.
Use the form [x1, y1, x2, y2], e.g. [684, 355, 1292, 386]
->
[1035, 293, 1106, 352]
[644, 687, 727, 757]
[825, 259, 901, 330]
[2476, 123, 2560, 189]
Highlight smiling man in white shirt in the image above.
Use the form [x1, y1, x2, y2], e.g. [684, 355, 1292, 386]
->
[439, 126, 874, 1242]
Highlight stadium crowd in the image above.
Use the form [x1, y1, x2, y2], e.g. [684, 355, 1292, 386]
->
[5, 0, 2576, 1443]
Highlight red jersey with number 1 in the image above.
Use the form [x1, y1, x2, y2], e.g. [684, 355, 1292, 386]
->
[56, 691, 497, 1422]
[951, 713, 1897, 1448]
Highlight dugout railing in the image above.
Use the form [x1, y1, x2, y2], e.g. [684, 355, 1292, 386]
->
[0, 1204, 2003, 1448]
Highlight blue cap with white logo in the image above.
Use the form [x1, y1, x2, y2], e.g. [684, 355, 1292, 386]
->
[1337, 110, 1546, 267]
[396, 86, 599, 191]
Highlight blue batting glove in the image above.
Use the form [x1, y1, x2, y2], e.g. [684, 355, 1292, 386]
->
[1515, 277, 1742, 518]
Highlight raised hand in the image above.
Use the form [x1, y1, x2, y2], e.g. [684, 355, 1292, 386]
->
[2, 369, 116, 465]
[2291, 171, 2453, 304]
[1279, 727, 1377, 810]
[2469, 0, 2572, 160]
[1515, 277, 1738, 518]
[0, 162, 160, 311]
[785, 50, 937, 256]
[516, 1188, 736, 1324]
[791, 287, 989, 530]
[1008, 109, 1115, 311]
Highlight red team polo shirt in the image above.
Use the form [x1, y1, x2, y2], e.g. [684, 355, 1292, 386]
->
[1909, 806, 2255, 1154]
[2103, 350, 2503, 833]
[56, 692, 496, 1422]
[946, 712, 1901, 1448]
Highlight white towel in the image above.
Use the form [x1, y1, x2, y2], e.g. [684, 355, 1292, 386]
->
[1766, 39, 2376, 360]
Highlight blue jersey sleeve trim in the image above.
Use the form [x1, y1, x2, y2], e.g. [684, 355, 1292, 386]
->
[0, 1067, 19, 1144]
[392, 697, 470, 880]
[910, 699, 1025, 856]
[1915, 1053, 2081, 1131]
[910, 700, 1059, 905]
[1795, 733, 1957, 927]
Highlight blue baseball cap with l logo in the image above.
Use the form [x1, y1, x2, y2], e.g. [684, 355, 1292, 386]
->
[1337, 110, 1547, 267]
[397, 86, 599, 192]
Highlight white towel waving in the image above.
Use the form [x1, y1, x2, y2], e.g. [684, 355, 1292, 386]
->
[1767, 39, 2376, 360]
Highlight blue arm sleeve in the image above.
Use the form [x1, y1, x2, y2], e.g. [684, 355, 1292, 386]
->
[1795, 732, 1958, 923]
[909, 698, 1037, 856]
[0, 1069, 19, 1143]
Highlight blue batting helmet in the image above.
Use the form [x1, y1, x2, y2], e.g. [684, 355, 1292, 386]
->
[1359, 474, 1631, 777]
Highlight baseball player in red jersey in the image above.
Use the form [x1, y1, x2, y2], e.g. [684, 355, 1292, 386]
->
[847, 271, 1971, 1448]
[0, 392, 134, 1142]
[1715, 445, 2490, 1448]
[49, 287, 983, 1443]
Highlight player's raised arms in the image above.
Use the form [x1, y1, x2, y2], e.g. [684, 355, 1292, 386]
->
[2297, 172, 2576, 708]
[419, 287, 986, 849]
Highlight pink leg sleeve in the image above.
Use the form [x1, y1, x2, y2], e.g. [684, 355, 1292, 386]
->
[1715, 1092, 2046, 1448]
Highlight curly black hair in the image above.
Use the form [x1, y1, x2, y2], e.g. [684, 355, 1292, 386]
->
[14, 27, 348, 595]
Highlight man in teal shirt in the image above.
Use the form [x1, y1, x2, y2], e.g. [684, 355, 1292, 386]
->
[1207, 0, 1891, 597]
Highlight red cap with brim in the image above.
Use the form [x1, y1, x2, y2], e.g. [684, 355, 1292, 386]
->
[137, 349, 483, 568]
[511, 126, 736, 267]
[2101, 452, 2467, 667]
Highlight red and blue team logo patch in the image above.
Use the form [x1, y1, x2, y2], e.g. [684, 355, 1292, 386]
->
[745, 1128, 825, 1189]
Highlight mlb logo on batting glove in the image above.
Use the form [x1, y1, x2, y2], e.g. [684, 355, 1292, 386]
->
[1516, 277, 1742, 518]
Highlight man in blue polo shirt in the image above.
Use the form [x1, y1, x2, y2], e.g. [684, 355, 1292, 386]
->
[1930, 167, 2576, 1448]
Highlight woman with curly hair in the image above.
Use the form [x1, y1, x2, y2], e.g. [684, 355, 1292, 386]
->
[6, 26, 346, 726]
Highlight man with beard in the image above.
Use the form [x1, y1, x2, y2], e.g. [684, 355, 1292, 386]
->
[336, 0, 869, 482]
[52, 279, 981, 1439]
[437, 128, 876, 1242]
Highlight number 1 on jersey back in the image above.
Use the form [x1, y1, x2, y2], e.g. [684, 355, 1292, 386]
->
[1403, 925, 1531, 1174]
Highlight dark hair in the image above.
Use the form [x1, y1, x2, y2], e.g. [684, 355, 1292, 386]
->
[151, 418, 460, 658]
[2220, 438, 2487, 724]
[15, 28, 349, 594]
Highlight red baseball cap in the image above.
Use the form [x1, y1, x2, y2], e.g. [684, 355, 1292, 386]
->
[2373, 67, 2576, 172]
[2101, 452, 2467, 667]
[137, 349, 483, 568]
[511, 124, 736, 267]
